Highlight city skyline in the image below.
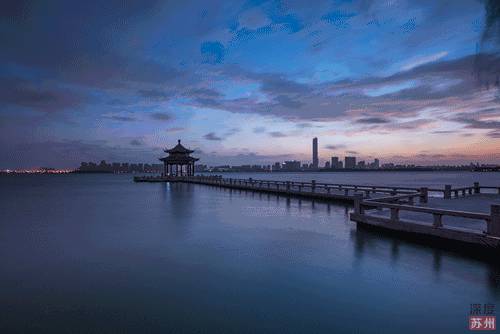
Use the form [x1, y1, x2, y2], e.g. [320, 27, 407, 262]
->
[1, 1, 500, 169]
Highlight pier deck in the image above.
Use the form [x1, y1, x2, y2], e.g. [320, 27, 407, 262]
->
[133, 175, 423, 202]
[134, 175, 500, 250]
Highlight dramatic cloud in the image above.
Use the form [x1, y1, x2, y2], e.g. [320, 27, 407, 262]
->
[0, 77, 83, 112]
[1, 0, 499, 167]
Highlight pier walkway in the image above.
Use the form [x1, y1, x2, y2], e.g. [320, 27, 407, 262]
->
[134, 175, 500, 250]
[134, 174, 424, 202]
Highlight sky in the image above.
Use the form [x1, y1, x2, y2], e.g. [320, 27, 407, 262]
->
[1, 0, 499, 168]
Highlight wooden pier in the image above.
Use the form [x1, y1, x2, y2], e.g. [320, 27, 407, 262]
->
[134, 175, 500, 250]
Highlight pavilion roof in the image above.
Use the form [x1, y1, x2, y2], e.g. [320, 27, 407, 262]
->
[159, 156, 199, 163]
[165, 140, 194, 154]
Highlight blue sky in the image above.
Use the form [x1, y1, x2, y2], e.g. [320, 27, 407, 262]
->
[1, 0, 499, 168]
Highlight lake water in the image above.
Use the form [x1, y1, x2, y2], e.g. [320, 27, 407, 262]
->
[1, 173, 499, 333]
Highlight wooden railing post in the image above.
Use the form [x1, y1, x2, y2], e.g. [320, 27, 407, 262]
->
[444, 185, 451, 199]
[474, 182, 480, 194]
[488, 205, 500, 237]
[286, 181, 290, 192]
[419, 187, 428, 204]
[311, 180, 316, 193]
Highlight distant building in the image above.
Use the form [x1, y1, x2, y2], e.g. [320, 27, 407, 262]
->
[357, 161, 366, 169]
[331, 156, 340, 169]
[345, 156, 356, 169]
[282, 160, 301, 171]
[372, 159, 380, 169]
[324, 161, 330, 168]
[312, 137, 319, 169]
[272, 162, 282, 171]
[195, 164, 208, 172]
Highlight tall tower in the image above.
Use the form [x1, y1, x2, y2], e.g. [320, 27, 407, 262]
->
[312, 137, 318, 168]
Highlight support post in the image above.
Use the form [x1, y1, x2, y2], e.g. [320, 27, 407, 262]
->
[444, 185, 451, 199]
[311, 180, 316, 193]
[433, 214, 443, 228]
[419, 187, 428, 204]
[488, 205, 500, 237]
[353, 194, 364, 215]
[286, 181, 290, 192]
[474, 182, 480, 194]
[390, 208, 399, 222]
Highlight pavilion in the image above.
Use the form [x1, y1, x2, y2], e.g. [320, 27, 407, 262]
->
[159, 140, 199, 177]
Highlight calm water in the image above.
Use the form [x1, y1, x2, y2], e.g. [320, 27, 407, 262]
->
[1, 173, 499, 333]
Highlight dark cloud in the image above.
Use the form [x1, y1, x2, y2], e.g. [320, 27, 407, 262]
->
[354, 117, 391, 124]
[453, 117, 500, 129]
[324, 144, 346, 150]
[0, 76, 82, 112]
[165, 127, 185, 133]
[203, 132, 222, 141]
[187, 87, 223, 98]
[268, 131, 288, 137]
[224, 128, 241, 136]
[481, 0, 500, 45]
[138, 89, 172, 101]
[130, 139, 143, 146]
[185, 54, 500, 124]
[104, 115, 137, 122]
[346, 150, 359, 154]
[150, 112, 172, 121]
[487, 130, 500, 138]
[321, 10, 356, 28]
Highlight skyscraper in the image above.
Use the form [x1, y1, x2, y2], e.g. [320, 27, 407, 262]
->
[312, 137, 318, 168]
[345, 156, 356, 169]
[331, 156, 339, 169]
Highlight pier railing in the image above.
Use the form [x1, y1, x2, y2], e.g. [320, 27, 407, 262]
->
[185, 175, 425, 199]
[352, 194, 500, 238]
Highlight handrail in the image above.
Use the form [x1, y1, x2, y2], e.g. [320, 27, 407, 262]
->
[362, 200, 491, 221]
